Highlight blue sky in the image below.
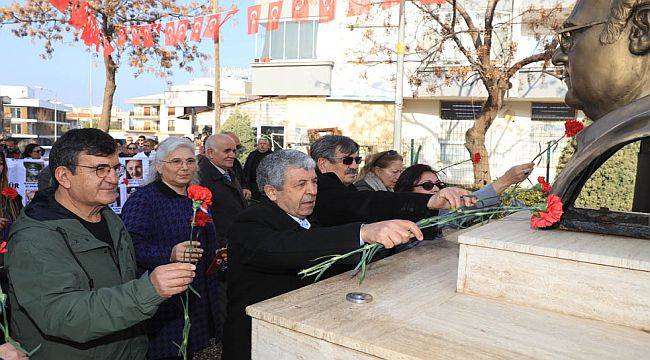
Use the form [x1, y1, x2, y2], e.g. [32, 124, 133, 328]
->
[0, 0, 254, 109]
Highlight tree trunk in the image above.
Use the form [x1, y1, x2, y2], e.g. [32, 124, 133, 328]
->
[99, 55, 117, 132]
[464, 84, 506, 188]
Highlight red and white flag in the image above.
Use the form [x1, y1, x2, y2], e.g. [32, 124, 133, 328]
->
[382, 0, 400, 9]
[292, 0, 309, 22]
[347, 0, 370, 16]
[49, 0, 69, 13]
[267, 1, 283, 31]
[103, 38, 114, 58]
[203, 14, 221, 41]
[176, 19, 190, 44]
[247, 5, 261, 35]
[319, 0, 336, 23]
[164, 22, 177, 46]
[190, 16, 204, 42]
[69, 0, 88, 29]
[420, 0, 445, 4]
[130, 26, 141, 47]
[140, 25, 154, 48]
[116, 26, 128, 47]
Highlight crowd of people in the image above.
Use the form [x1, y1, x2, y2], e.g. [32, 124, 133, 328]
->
[0, 128, 535, 360]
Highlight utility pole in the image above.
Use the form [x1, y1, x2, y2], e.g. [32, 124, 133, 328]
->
[212, 0, 221, 134]
[393, 0, 406, 151]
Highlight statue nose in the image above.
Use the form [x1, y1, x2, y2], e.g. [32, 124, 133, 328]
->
[551, 47, 567, 66]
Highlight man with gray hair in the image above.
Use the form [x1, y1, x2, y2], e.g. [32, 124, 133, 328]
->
[222, 149, 426, 360]
[310, 135, 475, 227]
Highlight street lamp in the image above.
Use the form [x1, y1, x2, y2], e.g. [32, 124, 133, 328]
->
[33, 85, 60, 142]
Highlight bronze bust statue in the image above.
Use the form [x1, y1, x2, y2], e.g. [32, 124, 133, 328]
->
[551, 0, 650, 238]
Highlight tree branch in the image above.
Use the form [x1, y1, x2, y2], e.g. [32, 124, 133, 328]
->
[482, 0, 501, 66]
[505, 45, 556, 79]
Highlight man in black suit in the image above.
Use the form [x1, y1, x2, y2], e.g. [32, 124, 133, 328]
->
[223, 149, 432, 360]
[197, 133, 247, 342]
[243, 136, 273, 200]
[310, 135, 474, 227]
[224, 131, 252, 201]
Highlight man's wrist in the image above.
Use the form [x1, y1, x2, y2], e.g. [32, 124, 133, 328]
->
[359, 223, 366, 246]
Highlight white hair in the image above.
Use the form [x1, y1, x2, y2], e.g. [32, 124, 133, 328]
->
[146, 137, 195, 185]
[256, 149, 315, 191]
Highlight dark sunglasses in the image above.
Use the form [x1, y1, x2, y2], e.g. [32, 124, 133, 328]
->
[127, 146, 138, 150]
[336, 156, 362, 165]
[413, 180, 446, 191]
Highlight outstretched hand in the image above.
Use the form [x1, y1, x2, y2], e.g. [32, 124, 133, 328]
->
[427, 187, 476, 209]
[360, 220, 423, 249]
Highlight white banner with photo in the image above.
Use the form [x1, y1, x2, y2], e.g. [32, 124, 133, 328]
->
[6, 157, 151, 214]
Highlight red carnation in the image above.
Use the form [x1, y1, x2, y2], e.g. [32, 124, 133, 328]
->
[193, 211, 213, 227]
[1, 187, 18, 200]
[530, 194, 564, 228]
[564, 120, 584, 137]
[122, 178, 129, 186]
[471, 152, 482, 165]
[0, 241, 7, 254]
[187, 184, 212, 207]
[537, 176, 551, 194]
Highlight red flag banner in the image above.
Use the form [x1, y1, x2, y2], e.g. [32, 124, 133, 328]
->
[130, 26, 141, 46]
[164, 22, 177, 46]
[420, 0, 445, 4]
[103, 38, 114, 58]
[292, 0, 309, 22]
[190, 16, 204, 42]
[176, 19, 190, 44]
[140, 25, 154, 47]
[319, 0, 336, 23]
[347, 0, 370, 16]
[117, 26, 128, 46]
[49, 0, 68, 13]
[203, 14, 220, 41]
[69, 0, 88, 29]
[382, 0, 400, 9]
[247, 5, 262, 35]
[267, 1, 283, 31]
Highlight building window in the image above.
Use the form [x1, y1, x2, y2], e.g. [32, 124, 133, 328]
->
[440, 101, 484, 120]
[261, 126, 284, 149]
[168, 107, 176, 116]
[168, 120, 175, 132]
[256, 20, 318, 60]
[9, 107, 20, 118]
[531, 102, 576, 121]
[143, 107, 150, 116]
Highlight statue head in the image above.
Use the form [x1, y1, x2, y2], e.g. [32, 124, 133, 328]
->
[552, 0, 650, 120]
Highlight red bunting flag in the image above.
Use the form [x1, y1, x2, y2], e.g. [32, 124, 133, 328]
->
[267, 1, 283, 31]
[190, 16, 204, 42]
[164, 22, 177, 46]
[420, 0, 445, 4]
[139, 25, 154, 48]
[382, 0, 400, 9]
[319, 0, 336, 23]
[49, 0, 69, 13]
[292, 0, 309, 22]
[347, 0, 370, 16]
[247, 5, 262, 35]
[176, 19, 190, 44]
[69, 0, 88, 29]
[130, 26, 141, 46]
[117, 26, 128, 47]
[203, 14, 221, 41]
[103, 38, 114, 58]
[80, 16, 100, 46]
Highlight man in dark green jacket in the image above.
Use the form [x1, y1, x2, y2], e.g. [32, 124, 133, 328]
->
[5, 129, 196, 359]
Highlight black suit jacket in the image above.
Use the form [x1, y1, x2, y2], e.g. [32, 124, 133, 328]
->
[313, 171, 438, 227]
[222, 197, 362, 360]
[197, 156, 247, 247]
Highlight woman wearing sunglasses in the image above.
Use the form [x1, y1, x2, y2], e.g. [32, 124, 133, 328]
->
[21, 143, 43, 160]
[355, 150, 404, 192]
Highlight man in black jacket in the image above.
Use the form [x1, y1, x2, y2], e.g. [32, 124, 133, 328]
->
[223, 149, 427, 360]
[197, 133, 247, 341]
[224, 131, 251, 200]
[243, 136, 272, 200]
[310, 135, 474, 226]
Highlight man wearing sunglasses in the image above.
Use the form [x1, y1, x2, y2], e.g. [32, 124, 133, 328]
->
[5, 129, 197, 359]
[310, 135, 476, 227]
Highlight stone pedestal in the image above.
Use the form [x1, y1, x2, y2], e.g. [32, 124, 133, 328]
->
[457, 212, 650, 330]
[247, 238, 650, 359]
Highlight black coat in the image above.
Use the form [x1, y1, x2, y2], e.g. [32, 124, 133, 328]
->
[197, 156, 247, 247]
[243, 150, 273, 200]
[313, 171, 438, 227]
[231, 158, 248, 190]
[222, 197, 362, 360]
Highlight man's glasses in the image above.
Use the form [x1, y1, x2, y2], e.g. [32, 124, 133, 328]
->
[75, 163, 125, 178]
[413, 180, 446, 191]
[160, 158, 197, 168]
[334, 156, 362, 165]
[556, 19, 607, 53]
[127, 146, 138, 150]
